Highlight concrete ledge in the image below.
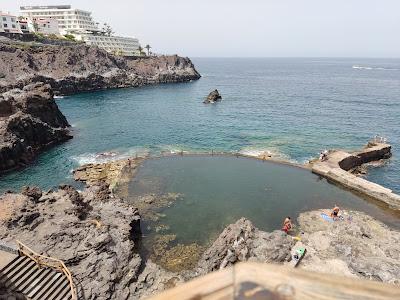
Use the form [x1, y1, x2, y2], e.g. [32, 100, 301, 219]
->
[312, 143, 400, 211]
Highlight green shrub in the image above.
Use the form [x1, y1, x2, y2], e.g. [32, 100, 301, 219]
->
[64, 34, 76, 41]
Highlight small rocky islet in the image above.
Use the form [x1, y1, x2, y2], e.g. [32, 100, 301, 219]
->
[0, 38, 400, 299]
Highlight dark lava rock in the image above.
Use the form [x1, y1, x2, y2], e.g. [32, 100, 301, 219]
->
[196, 218, 294, 274]
[203, 89, 222, 104]
[0, 185, 142, 299]
[21, 186, 42, 202]
[0, 83, 71, 173]
[0, 42, 201, 95]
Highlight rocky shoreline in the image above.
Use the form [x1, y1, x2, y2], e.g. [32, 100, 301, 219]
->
[0, 39, 201, 173]
[1, 182, 399, 299]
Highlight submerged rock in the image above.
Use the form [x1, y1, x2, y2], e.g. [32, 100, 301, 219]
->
[203, 89, 222, 104]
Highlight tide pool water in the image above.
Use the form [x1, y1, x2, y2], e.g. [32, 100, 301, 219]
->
[128, 156, 400, 247]
[0, 58, 399, 193]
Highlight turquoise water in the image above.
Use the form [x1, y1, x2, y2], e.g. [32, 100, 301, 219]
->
[128, 156, 400, 246]
[0, 58, 399, 193]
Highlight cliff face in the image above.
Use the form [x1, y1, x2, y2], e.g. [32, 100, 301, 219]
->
[0, 83, 71, 173]
[0, 42, 201, 95]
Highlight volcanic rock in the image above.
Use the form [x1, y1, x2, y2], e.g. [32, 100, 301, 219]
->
[0, 42, 201, 95]
[0, 83, 71, 173]
[196, 218, 294, 274]
[294, 209, 400, 284]
[203, 89, 222, 104]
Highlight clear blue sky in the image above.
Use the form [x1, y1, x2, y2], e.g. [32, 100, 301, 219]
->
[3, 0, 400, 57]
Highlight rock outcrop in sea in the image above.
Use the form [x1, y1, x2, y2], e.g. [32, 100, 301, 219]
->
[203, 89, 222, 104]
[0, 40, 201, 95]
[0, 83, 71, 173]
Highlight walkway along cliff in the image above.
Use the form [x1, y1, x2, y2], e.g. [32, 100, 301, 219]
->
[311, 142, 400, 211]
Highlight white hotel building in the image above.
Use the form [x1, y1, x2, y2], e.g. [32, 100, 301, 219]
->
[74, 33, 140, 56]
[0, 12, 23, 34]
[19, 5, 140, 56]
[20, 5, 97, 34]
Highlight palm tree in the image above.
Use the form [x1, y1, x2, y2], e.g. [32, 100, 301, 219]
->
[137, 46, 144, 56]
[145, 44, 151, 56]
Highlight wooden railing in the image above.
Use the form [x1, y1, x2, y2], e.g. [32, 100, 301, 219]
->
[16, 240, 77, 300]
[148, 262, 400, 300]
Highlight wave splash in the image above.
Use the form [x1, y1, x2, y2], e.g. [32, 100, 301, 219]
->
[352, 65, 399, 71]
[71, 147, 150, 165]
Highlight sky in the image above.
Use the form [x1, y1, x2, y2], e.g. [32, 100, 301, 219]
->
[2, 0, 400, 57]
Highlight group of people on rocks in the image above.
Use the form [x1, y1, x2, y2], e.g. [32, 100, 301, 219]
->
[282, 205, 341, 234]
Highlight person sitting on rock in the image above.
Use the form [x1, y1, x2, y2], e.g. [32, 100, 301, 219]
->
[319, 150, 328, 161]
[330, 205, 340, 220]
[282, 217, 292, 233]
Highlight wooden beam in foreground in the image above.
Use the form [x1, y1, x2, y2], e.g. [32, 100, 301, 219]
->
[147, 262, 400, 300]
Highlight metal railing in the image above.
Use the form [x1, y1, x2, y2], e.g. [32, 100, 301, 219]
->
[16, 240, 77, 300]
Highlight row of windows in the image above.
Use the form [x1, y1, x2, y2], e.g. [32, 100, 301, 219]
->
[0, 23, 17, 28]
[26, 11, 90, 17]
[91, 42, 138, 47]
[2, 17, 16, 22]
[88, 37, 138, 42]
[58, 20, 95, 25]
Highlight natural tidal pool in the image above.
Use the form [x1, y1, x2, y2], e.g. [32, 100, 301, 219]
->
[126, 156, 400, 270]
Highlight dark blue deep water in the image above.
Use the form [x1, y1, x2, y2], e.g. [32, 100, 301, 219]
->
[0, 58, 399, 194]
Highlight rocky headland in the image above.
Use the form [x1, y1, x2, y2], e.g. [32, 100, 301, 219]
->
[0, 40, 201, 95]
[0, 82, 71, 173]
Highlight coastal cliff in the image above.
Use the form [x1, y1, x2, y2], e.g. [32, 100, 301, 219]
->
[0, 41, 201, 94]
[0, 83, 71, 173]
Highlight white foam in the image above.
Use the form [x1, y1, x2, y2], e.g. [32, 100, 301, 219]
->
[352, 65, 399, 71]
[71, 147, 150, 165]
[54, 95, 64, 99]
[238, 147, 292, 162]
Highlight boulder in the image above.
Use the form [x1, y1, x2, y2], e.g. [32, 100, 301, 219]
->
[204, 89, 222, 104]
[0, 83, 71, 173]
[196, 218, 294, 274]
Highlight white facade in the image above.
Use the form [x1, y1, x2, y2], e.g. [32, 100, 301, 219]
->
[20, 5, 98, 34]
[0, 12, 23, 34]
[32, 18, 60, 35]
[75, 33, 140, 56]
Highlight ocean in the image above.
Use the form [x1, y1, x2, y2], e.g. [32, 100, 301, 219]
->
[0, 58, 399, 193]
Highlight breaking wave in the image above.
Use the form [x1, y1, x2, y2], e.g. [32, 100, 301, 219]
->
[71, 147, 150, 165]
[352, 65, 399, 71]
